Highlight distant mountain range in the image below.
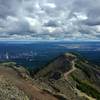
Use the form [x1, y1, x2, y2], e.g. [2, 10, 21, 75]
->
[0, 52, 100, 100]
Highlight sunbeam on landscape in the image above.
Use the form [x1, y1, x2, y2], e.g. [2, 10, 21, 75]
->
[0, 0, 100, 100]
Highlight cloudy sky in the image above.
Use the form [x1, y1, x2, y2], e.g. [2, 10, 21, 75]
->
[0, 0, 100, 41]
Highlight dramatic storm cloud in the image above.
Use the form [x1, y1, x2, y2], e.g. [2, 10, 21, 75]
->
[0, 0, 100, 40]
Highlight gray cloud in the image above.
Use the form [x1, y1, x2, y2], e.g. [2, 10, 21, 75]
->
[44, 20, 59, 27]
[0, 0, 100, 40]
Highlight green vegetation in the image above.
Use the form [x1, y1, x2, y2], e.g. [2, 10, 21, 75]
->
[1, 62, 16, 67]
[75, 62, 91, 78]
[1, 52, 99, 100]
[72, 75, 100, 100]
[69, 52, 87, 62]
[77, 82, 100, 100]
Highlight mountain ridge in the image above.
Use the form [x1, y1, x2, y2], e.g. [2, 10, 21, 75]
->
[33, 52, 100, 100]
[0, 52, 100, 100]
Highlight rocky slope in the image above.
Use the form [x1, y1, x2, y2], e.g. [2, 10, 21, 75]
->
[34, 53, 100, 100]
[0, 62, 58, 100]
[0, 52, 100, 100]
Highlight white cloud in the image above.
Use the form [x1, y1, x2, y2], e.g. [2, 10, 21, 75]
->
[44, 27, 56, 33]
[74, 12, 88, 20]
[0, 0, 100, 40]
[7, 16, 18, 22]
[95, 25, 100, 32]
[43, 3, 56, 8]
[25, 17, 40, 27]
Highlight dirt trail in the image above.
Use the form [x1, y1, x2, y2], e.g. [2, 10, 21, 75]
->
[63, 59, 96, 100]
[75, 89, 96, 100]
[0, 66, 58, 100]
[64, 59, 76, 79]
